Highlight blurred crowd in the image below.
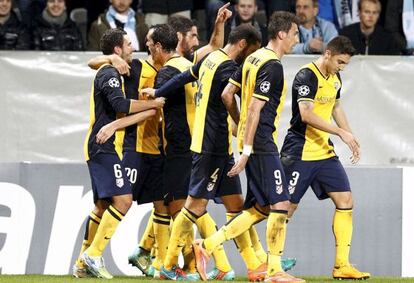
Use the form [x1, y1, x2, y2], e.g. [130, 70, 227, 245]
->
[0, 0, 412, 55]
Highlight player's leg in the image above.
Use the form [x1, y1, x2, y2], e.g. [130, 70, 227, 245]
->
[253, 154, 303, 283]
[221, 194, 265, 281]
[186, 196, 234, 280]
[82, 154, 132, 279]
[161, 155, 194, 280]
[315, 157, 370, 280]
[73, 200, 108, 278]
[150, 200, 171, 276]
[126, 152, 156, 275]
[128, 209, 154, 275]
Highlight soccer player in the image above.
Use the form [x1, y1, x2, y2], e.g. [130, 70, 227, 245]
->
[280, 35, 370, 280]
[86, 36, 164, 277]
[191, 11, 305, 283]
[142, 24, 269, 281]
[74, 29, 165, 279]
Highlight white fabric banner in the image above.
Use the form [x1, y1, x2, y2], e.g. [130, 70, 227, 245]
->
[1, 51, 413, 165]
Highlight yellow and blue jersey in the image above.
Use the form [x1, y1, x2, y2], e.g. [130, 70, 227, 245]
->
[83, 64, 132, 161]
[281, 62, 342, 161]
[156, 56, 197, 156]
[122, 58, 161, 155]
[189, 49, 238, 155]
[230, 47, 287, 154]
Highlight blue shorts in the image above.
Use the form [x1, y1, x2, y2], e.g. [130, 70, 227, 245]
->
[163, 154, 192, 203]
[122, 151, 164, 204]
[244, 153, 290, 208]
[189, 153, 242, 202]
[281, 156, 351, 204]
[87, 153, 132, 203]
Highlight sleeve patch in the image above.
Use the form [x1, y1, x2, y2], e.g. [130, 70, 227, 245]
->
[108, 77, 120, 88]
[297, 85, 310, 96]
[259, 81, 271, 93]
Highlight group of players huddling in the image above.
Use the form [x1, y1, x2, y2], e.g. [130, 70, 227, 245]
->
[74, 3, 371, 282]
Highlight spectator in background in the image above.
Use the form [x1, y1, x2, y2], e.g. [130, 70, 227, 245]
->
[318, 0, 359, 30]
[293, 0, 338, 54]
[385, 0, 414, 55]
[0, 0, 30, 49]
[340, 0, 399, 55]
[88, 0, 147, 51]
[224, 0, 267, 46]
[141, 0, 192, 27]
[32, 0, 83, 50]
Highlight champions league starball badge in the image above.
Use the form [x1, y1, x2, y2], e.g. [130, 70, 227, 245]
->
[298, 85, 310, 96]
[108, 77, 120, 88]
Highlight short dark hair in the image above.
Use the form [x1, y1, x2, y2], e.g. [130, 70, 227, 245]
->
[100, 28, 126, 55]
[228, 24, 262, 46]
[150, 24, 178, 52]
[268, 11, 299, 40]
[168, 15, 195, 34]
[326, 36, 356, 56]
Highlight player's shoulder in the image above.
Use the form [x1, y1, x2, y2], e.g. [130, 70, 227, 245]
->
[95, 65, 121, 86]
[258, 59, 283, 77]
[294, 66, 318, 83]
[96, 64, 119, 78]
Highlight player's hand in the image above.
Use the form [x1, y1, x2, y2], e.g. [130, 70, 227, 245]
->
[96, 124, 116, 144]
[153, 97, 166, 109]
[141, 87, 156, 98]
[110, 54, 130, 76]
[227, 154, 248, 177]
[215, 2, 232, 24]
[339, 129, 360, 164]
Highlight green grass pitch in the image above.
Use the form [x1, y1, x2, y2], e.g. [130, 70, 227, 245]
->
[0, 276, 413, 283]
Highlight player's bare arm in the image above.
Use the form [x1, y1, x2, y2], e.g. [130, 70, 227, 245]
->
[299, 100, 360, 163]
[96, 109, 157, 144]
[332, 101, 360, 163]
[194, 2, 232, 63]
[129, 97, 165, 113]
[228, 97, 265, 177]
[88, 54, 131, 76]
[221, 82, 240, 125]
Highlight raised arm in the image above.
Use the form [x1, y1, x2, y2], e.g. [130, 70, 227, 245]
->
[194, 2, 232, 63]
[88, 54, 131, 76]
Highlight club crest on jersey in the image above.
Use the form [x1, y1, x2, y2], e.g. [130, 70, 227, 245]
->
[276, 185, 283, 195]
[334, 81, 340, 91]
[116, 178, 124, 188]
[259, 81, 271, 93]
[298, 85, 310, 96]
[108, 77, 120, 88]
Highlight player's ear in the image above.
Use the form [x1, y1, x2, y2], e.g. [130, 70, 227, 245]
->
[277, 30, 287, 40]
[177, 32, 183, 42]
[114, 45, 122, 56]
[239, 39, 247, 50]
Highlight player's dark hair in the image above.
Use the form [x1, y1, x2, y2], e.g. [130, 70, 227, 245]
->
[326, 36, 356, 56]
[150, 24, 178, 52]
[168, 15, 195, 35]
[228, 24, 262, 46]
[268, 11, 300, 40]
[100, 28, 127, 55]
